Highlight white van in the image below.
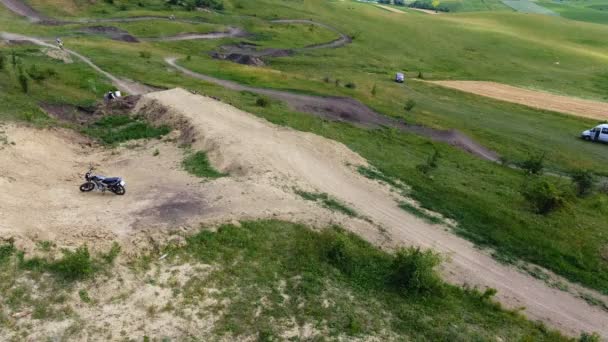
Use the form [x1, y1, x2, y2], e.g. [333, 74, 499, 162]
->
[581, 124, 608, 142]
[395, 72, 405, 83]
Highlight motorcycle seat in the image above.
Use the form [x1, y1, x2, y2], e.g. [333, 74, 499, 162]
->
[101, 177, 121, 184]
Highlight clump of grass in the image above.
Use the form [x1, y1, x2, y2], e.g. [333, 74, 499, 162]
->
[183, 151, 226, 179]
[398, 202, 442, 224]
[404, 99, 416, 112]
[16, 244, 121, 282]
[84, 115, 170, 145]
[295, 190, 358, 217]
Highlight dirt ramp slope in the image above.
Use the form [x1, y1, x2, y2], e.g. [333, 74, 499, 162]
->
[430, 80, 608, 120]
[137, 88, 608, 337]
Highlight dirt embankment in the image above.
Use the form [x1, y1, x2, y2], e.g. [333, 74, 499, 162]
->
[430, 80, 608, 120]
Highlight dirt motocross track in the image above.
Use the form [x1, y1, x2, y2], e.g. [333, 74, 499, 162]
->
[1, 89, 607, 337]
[1, 0, 608, 337]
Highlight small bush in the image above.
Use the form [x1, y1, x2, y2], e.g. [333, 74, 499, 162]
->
[371, 84, 377, 96]
[323, 75, 330, 83]
[0, 242, 15, 264]
[521, 153, 545, 175]
[571, 169, 594, 197]
[11, 50, 17, 68]
[17, 68, 28, 93]
[255, 96, 270, 107]
[404, 99, 416, 112]
[579, 332, 601, 342]
[345, 82, 356, 89]
[417, 71, 424, 79]
[26, 64, 57, 82]
[51, 246, 95, 281]
[416, 149, 439, 175]
[0, 53, 5, 71]
[139, 51, 152, 59]
[521, 178, 566, 214]
[390, 247, 443, 296]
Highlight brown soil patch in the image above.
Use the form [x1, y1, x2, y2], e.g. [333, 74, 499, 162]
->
[39, 102, 96, 125]
[79, 26, 139, 43]
[376, 4, 406, 13]
[429, 80, 608, 120]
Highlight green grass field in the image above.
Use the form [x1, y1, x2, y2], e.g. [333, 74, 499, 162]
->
[2, 0, 608, 311]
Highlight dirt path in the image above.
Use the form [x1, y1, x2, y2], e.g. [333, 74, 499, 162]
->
[1, 32, 153, 95]
[0, 0, 46, 22]
[138, 89, 608, 337]
[166, 57, 499, 161]
[375, 4, 406, 13]
[430, 80, 608, 120]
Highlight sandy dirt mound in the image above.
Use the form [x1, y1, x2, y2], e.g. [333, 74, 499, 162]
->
[0, 122, 370, 256]
[430, 80, 608, 120]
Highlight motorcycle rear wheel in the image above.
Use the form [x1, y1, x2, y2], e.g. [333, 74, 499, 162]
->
[112, 185, 126, 195]
[79, 182, 95, 192]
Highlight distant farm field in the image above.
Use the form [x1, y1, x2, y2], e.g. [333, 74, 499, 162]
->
[501, 0, 557, 15]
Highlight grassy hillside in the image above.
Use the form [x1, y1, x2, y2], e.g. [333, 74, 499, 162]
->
[0, 221, 570, 340]
[2, 0, 608, 299]
[539, 0, 608, 25]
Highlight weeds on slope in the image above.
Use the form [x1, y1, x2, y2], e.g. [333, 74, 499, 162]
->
[295, 189, 358, 217]
[84, 115, 170, 145]
[162, 220, 569, 340]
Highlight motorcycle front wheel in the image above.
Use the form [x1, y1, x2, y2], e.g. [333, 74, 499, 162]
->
[112, 185, 126, 195]
[79, 182, 95, 192]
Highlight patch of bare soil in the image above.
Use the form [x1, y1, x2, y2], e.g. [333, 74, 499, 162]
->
[43, 48, 73, 63]
[0, 0, 46, 22]
[429, 80, 608, 120]
[376, 4, 406, 13]
[0, 121, 372, 257]
[39, 103, 96, 125]
[79, 26, 139, 43]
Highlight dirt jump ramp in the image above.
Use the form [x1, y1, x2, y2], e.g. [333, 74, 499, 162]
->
[134, 88, 607, 337]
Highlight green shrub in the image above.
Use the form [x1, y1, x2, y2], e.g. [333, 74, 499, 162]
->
[0, 242, 15, 264]
[371, 84, 377, 96]
[521, 178, 566, 214]
[417, 71, 424, 79]
[51, 246, 95, 281]
[521, 153, 545, 175]
[139, 51, 152, 59]
[255, 96, 270, 107]
[390, 247, 443, 296]
[571, 169, 594, 197]
[345, 82, 356, 89]
[26, 64, 57, 82]
[17, 68, 28, 93]
[0, 53, 5, 71]
[416, 149, 439, 175]
[404, 99, 416, 112]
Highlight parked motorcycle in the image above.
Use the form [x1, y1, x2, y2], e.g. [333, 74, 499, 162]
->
[79, 168, 126, 195]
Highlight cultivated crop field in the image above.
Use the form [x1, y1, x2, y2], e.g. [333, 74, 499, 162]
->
[1, 0, 608, 339]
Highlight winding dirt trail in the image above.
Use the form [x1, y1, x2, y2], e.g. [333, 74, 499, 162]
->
[166, 57, 499, 161]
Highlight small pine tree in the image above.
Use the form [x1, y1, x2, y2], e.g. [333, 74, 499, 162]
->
[417, 71, 424, 79]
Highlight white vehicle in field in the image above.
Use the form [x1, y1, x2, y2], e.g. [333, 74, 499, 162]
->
[581, 124, 608, 142]
[395, 72, 405, 83]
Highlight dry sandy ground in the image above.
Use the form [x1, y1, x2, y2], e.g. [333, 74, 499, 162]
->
[410, 7, 441, 14]
[375, 4, 406, 13]
[430, 80, 608, 120]
[1, 89, 608, 337]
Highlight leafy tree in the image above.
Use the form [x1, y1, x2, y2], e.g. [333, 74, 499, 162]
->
[404, 99, 416, 111]
[390, 247, 443, 296]
[521, 152, 545, 175]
